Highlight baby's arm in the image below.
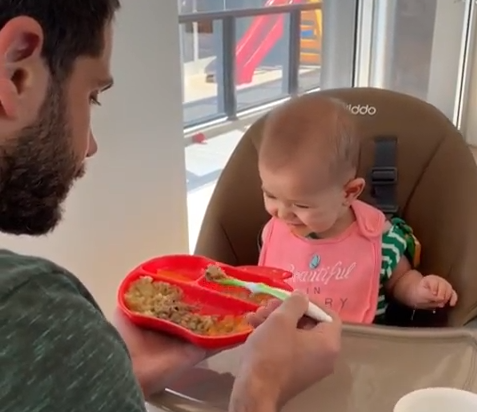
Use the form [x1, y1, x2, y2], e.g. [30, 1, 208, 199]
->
[385, 256, 423, 307]
[382, 221, 457, 309]
[380, 220, 421, 306]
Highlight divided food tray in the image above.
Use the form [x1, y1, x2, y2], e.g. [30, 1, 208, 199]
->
[118, 254, 293, 349]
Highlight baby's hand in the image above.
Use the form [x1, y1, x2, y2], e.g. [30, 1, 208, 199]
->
[414, 275, 458, 309]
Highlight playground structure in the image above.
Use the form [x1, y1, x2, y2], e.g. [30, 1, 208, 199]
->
[205, 0, 322, 85]
[299, 0, 322, 66]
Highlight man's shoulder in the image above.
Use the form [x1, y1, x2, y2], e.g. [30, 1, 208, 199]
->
[0, 248, 69, 272]
[0, 249, 146, 412]
[0, 248, 94, 303]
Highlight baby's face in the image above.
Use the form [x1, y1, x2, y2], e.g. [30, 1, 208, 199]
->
[259, 162, 348, 237]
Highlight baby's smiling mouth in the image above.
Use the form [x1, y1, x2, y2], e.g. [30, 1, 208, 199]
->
[285, 221, 304, 227]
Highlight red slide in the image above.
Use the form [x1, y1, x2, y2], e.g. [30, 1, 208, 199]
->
[236, 0, 299, 85]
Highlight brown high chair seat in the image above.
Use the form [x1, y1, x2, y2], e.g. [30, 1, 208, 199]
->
[151, 88, 477, 412]
[195, 87, 477, 327]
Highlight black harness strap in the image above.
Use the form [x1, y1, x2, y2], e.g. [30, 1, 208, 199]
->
[369, 136, 399, 217]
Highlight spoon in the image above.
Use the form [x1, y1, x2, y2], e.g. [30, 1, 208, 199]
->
[204, 265, 333, 323]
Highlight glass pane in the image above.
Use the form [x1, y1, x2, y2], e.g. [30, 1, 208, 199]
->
[235, 13, 290, 110]
[182, 0, 360, 252]
[298, 3, 322, 91]
[365, 0, 469, 122]
[179, 0, 261, 13]
[180, 19, 224, 127]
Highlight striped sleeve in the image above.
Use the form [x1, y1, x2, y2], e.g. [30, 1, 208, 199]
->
[380, 221, 408, 283]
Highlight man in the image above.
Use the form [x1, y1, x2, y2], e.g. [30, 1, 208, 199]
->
[0, 1, 342, 412]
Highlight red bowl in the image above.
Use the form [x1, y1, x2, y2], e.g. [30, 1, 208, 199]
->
[237, 265, 293, 281]
[140, 254, 208, 283]
[117, 255, 293, 349]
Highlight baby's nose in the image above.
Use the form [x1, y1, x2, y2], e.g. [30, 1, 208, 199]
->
[277, 206, 294, 220]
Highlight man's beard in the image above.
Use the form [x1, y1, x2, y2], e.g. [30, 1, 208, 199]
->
[0, 80, 84, 236]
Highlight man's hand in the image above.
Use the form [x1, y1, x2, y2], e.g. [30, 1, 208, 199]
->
[230, 292, 342, 411]
[112, 308, 207, 398]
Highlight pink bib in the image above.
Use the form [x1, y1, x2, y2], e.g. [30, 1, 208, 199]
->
[259, 201, 385, 324]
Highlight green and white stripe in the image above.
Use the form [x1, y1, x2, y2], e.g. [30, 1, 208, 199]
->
[375, 221, 408, 321]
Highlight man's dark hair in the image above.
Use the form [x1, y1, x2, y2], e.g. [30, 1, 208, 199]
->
[0, 0, 121, 79]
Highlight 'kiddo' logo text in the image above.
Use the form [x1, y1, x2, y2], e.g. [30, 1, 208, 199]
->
[347, 104, 377, 116]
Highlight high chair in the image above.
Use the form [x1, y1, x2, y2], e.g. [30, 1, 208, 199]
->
[151, 88, 477, 412]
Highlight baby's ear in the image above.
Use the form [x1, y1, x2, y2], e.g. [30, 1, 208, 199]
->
[344, 177, 365, 203]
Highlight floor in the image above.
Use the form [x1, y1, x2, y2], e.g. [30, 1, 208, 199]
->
[185, 128, 245, 252]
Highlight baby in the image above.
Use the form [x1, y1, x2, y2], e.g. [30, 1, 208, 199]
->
[257, 95, 458, 324]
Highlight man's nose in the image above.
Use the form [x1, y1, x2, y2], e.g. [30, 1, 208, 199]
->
[86, 130, 98, 158]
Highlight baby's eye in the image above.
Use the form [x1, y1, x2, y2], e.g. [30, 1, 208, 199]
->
[293, 204, 309, 209]
[264, 192, 276, 199]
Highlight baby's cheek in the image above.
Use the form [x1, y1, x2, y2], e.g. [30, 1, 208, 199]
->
[264, 200, 277, 217]
[297, 211, 315, 226]
[306, 212, 332, 230]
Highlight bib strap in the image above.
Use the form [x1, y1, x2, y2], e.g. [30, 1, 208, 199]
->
[352, 201, 386, 239]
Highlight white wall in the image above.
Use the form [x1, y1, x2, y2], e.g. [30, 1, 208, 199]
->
[0, 0, 189, 317]
[426, 0, 467, 123]
[461, 8, 477, 145]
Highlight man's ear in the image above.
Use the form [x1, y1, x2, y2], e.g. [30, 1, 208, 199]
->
[344, 177, 365, 205]
[0, 16, 44, 119]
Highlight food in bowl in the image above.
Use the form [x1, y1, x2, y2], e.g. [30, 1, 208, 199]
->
[204, 264, 274, 305]
[123, 277, 250, 336]
[204, 264, 228, 282]
[225, 290, 273, 304]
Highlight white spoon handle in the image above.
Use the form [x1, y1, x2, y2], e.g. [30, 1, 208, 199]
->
[250, 285, 333, 323]
[305, 301, 333, 323]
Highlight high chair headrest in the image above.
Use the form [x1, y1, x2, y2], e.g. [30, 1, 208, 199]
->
[195, 87, 477, 326]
